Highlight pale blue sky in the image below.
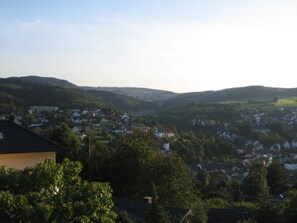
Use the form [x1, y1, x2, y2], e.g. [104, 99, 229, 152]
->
[0, 0, 296, 92]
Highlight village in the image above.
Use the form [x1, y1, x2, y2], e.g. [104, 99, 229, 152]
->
[2, 105, 297, 186]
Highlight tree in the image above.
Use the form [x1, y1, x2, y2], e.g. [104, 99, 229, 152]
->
[145, 185, 170, 223]
[242, 160, 269, 199]
[238, 120, 253, 138]
[105, 138, 153, 198]
[0, 159, 115, 222]
[105, 132, 197, 208]
[116, 211, 134, 223]
[191, 198, 207, 223]
[88, 142, 111, 181]
[146, 152, 197, 208]
[280, 189, 297, 223]
[267, 161, 288, 195]
[48, 123, 82, 161]
[269, 122, 286, 137]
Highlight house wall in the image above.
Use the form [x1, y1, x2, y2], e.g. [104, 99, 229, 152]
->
[0, 152, 56, 169]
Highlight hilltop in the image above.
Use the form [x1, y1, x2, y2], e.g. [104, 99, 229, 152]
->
[9, 76, 77, 88]
[0, 76, 156, 112]
[162, 86, 297, 108]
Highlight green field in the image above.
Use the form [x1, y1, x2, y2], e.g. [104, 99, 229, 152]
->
[220, 96, 297, 111]
[276, 97, 297, 107]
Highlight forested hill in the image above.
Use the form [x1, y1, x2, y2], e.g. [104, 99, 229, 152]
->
[1, 76, 297, 113]
[0, 77, 156, 112]
[11, 76, 77, 88]
[95, 87, 177, 102]
[161, 86, 297, 108]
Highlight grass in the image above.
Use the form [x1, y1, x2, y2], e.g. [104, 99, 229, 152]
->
[276, 97, 297, 107]
[221, 96, 297, 111]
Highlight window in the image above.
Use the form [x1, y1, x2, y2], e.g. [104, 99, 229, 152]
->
[0, 132, 3, 140]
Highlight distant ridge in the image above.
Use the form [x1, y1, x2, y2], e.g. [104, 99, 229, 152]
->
[162, 85, 297, 107]
[9, 76, 77, 88]
[94, 87, 177, 102]
[0, 76, 157, 112]
[1, 76, 297, 110]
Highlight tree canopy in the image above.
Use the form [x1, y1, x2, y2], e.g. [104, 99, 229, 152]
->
[0, 159, 115, 223]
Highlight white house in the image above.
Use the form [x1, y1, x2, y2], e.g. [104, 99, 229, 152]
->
[284, 163, 297, 171]
[292, 140, 297, 148]
[284, 141, 291, 149]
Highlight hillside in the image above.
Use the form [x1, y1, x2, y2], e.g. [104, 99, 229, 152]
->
[10, 76, 77, 88]
[1, 76, 297, 115]
[161, 86, 297, 108]
[86, 87, 177, 102]
[0, 77, 156, 112]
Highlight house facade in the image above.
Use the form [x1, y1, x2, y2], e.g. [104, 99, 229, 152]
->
[0, 120, 64, 169]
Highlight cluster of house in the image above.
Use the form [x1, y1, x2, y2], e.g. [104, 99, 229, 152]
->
[187, 107, 297, 187]
[240, 107, 297, 129]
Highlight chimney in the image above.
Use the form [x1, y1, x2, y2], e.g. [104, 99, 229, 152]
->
[143, 196, 152, 204]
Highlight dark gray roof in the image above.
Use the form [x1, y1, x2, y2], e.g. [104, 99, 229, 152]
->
[0, 121, 65, 154]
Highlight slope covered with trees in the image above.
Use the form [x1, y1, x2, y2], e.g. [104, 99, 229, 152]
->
[0, 77, 156, 112]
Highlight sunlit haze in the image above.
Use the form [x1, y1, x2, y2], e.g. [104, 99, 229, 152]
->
[0, 0, 297, 92]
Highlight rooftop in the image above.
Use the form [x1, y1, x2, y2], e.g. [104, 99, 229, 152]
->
[0, 121, 65, 154]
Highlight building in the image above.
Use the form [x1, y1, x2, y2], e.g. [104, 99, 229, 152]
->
[0, 120, 65, 169]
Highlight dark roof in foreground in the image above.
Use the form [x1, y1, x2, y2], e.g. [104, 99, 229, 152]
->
[0, 120, 65, 154]
[113, 197, 192, 223]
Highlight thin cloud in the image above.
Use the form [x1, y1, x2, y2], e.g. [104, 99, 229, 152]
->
[20, 19, 44, 30]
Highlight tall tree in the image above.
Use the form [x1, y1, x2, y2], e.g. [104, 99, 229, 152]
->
[105, 132, 154, 198]
[267, 161, 288, 195]
[145, 184, 170, 223]
[48, 123, 81, 161]
[105, 132, 197, 208]
[281, 189, 297, 223]
[146, 152, 197, 208]
[242, 160, 269, 199]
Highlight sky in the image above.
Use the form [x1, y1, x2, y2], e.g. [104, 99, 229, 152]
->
[0, 0, 297, 93]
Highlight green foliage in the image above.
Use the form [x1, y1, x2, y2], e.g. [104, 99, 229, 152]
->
[105, 131, 155, 198]
[267, 161, 288, 195]
[105, 131, 197, 208]
[269, 122, 286, 136]
[88, 142, 112, 181]
[0, 159, 115, 223]
[238, 120, 253, 138]
[280, 189, 297, 223]
[242, 160, 269, 199]
[116, 211, 134, 223]
[191, 199, 207, 223]
[48, 123, 82, 161]
[171, 132, 236, 163]
[255, 202, 281, 223]
[258, 133, 282, 148]
[0, 77, 157, 111]
[145, 186, 170, 223]
[204, 197, 230, 208]
[146, 152, 197, 208]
